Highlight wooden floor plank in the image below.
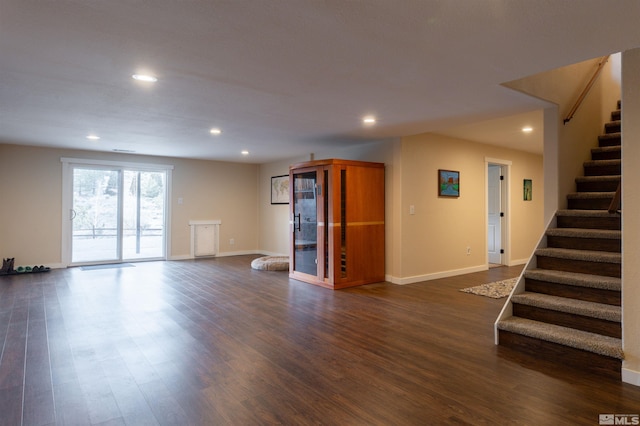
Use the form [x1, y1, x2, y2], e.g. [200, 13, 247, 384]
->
[1, 255, 640, 425]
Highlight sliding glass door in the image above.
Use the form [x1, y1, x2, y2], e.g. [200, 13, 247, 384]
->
[122, 170, 166, 260]
[65, 160, 169, 265]
[71, 167, 121, 263]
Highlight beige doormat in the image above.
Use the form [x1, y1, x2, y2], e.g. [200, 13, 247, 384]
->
[460, 277, 518, 299]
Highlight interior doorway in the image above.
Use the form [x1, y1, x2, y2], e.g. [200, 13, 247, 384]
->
[487, 160, 510, 266]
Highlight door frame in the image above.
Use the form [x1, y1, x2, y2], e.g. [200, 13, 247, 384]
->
[485, 157, 511, 266]
[61, 157, 174, 267]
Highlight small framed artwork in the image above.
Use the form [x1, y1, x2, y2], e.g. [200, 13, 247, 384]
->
[523, 179, 532, 201]
[438, 169, 460, 197]
[271, 175, 290, 204]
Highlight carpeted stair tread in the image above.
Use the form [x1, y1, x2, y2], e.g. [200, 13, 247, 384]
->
[604, 120, 621, 130]
[590, 146, 621, 154]
[497, 317, 623, 359]
[575, 175, 620, 183]
[535, 247, 621, 264]
[545, 228, 620, 239]
[583, 159, 621, 167]
[566, 191, 614, 199]
[511, 292, 620, 322]
[557, 209, 617, 218]
[598, 132, 621, 141]
[524, 268, 620, 291]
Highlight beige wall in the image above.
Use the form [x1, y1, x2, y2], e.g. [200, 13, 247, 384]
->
[397, 134, 544, 282]
[0, 144, 258, 266]
[258, 136, 543, 284]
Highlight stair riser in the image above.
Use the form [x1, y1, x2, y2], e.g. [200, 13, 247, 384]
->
[498, 330, 621, 380]
[575, 180, 620, 192]
[567, 198, 613, 210]
[611, 110, 621, 121]
[605, 122, 621, 133]
[512, 304, 621, 338]
[556, 216, 620, 230]
[583, 164, 621, 176]
[546, 236, 620, 253]
[590, 150, 621, 161]
[536, 256, 621, 278]
[525, 279, 621, 306]
[598, 135, 621, 147]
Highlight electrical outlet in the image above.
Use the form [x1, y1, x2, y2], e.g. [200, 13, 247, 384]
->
[230, 238, 235, 245]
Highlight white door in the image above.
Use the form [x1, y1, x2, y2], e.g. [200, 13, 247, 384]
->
[488, 165, 502, 264]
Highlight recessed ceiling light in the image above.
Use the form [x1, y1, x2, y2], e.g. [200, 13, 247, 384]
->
[86, 134, 100, 140]
[363, 116, 376, 124]
[241, 150, 249, 155]
[522, 126, 533, 133]
[132, 74, 158, 83]
[210, 128, 222, 135]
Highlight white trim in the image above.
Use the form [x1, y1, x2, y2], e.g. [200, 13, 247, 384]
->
[508, 258, 529, 266]
[165, 169, 173, 259]
[485, 157, 512, 267]
[61, 157, 174, 170]
[622, 368, 640, 387]
[168, 249, 262, 261]
[388, 264, 487, 285]
[188, 220, 222, 226]
[217, 250, 258, 257]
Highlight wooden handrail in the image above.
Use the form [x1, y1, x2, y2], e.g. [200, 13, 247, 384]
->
[564, 55, 610, 125]
[608, 182, 621, 215]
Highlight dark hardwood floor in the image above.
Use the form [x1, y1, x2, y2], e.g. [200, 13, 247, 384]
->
[1, 255, 639, 425]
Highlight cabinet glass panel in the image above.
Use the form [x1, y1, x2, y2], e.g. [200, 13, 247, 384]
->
[293, 171, 317, 275]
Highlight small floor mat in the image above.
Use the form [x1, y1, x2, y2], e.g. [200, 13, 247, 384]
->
[459, 277, 518, 299]
[80, 263, 135, 271]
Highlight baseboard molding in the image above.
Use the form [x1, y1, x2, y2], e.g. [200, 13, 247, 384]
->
[168, 254, 192, 261]
[168, 250, 264, 261]
[217, 250, 261, 257]
[508, 258, 529, 266]
[622, 367, 640, 386]
[389, 264, 488, 285]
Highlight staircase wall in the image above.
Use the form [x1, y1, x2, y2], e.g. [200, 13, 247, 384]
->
[504, 55, 621, 211]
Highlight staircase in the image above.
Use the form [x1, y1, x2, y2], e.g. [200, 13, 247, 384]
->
[496, 101, 622, 379]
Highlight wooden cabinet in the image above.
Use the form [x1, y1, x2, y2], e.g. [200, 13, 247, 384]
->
[289, 159, 385, 289]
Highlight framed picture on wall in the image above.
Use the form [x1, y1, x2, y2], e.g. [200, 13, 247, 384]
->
[271, 175, 290, 204]
[438, 169, 460, 197]
[523, 179, 532, 201]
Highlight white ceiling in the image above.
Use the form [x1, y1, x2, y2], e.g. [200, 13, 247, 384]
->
[1, 1, 640, 163]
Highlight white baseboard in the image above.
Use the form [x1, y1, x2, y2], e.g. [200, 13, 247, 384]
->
[622, 368, 640, 387]
[168, 254, 192, 261]
[508, 258, 529, 266]
[169, 250, 265, 261]
[217, 250, 261, 257]
[388, 264, 488, 285]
